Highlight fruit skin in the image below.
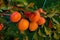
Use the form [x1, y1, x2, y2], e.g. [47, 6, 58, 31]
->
[29, 11, 40, 22]
[18, 18, 29, 31]
[10, 12, 21, 22]
[24, 12, 32, 18]
[0, 23, 3, 31]
[29, 22, 38, 31]
[37, 16, 46, 25]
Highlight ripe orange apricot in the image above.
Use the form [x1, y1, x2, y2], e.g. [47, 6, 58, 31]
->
[10, 12, 21, 22]
[0, 23, 3, 31]
[37, 16, 46, 25]
[29, 22, 38, 31]
[18, 18, 29, 31]
[29, 11, 40, 22]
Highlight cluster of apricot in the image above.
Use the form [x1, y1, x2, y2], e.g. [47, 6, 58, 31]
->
[10, 8, 46, 31]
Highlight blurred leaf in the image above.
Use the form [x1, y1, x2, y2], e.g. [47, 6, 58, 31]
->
[56, 24, 60, 33]
[0, 0, 6, 7]
[52, 18, 59, 24]
[20, 31, 28, 40]
[53, 32, 59, 40]
[17, 4, 24, 7]
[33, 32, 38, 40]
[45, 4, 59, 18]
[15, 0, 27, 2]
[15, 0, 28, 6]
[3, 0, 8, 5]
[38, 29, 46, 37]
[0, 10, 3, 12]
[0, 18, 7, 23]
[44, 27, 51, 35]
[53, 16, 60, 23]
[53, 24, 57, 30]
[26, 2, 34, 8]
[47, 10, 58, 18]
[14, 37, 19, 40]
[25, 36, 28, 40]
[1, 7, 8, 10]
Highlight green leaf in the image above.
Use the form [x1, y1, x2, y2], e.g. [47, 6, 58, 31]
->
[38, 29, 46, 37]
[16, 0, 27, 2]
[52, 18, 59, 24]
[33, 31, 45, 40]
[53, 32, 59, 40]
[1, 7, 8, 10]
[20, 31, 28, 40]
[0, 10, 3, 12]
[0, 18, 7, 23]
[33, 32, 38, 40]
[15, 0, 28, 6]
[56, 24, 60, 33]
[53, 24, 57, 29]
[44, 27, 51, 35]
[47, 10, 58, 18]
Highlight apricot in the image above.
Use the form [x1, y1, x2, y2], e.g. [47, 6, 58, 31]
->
[37, 16, 46, 25]
[18, 18, 29, 31]
[10, 12, 21, 22]
[29, 11, 40, 22]
[29, 22, 38, 31]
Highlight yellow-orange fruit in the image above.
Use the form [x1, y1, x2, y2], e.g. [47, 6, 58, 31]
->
[29, 11, 40, 22]
[10, 12, 21, 22]
[37, 16, 46, 25]
[18, 18, 29, 31]
[29, 22, 38, 31]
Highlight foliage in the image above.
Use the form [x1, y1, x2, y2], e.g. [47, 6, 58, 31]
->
[0, 0, 60, 40]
